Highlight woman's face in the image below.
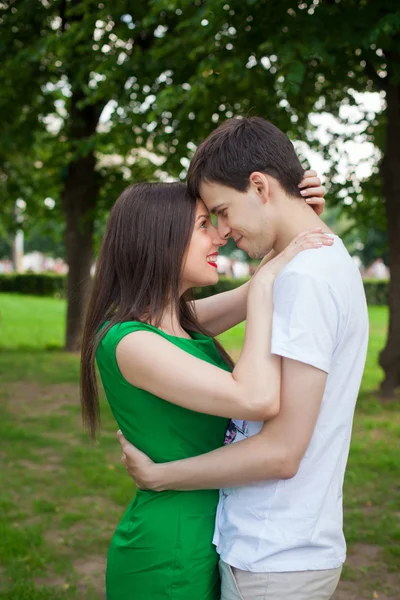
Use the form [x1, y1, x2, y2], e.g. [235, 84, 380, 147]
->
[181, 200, 226, 291]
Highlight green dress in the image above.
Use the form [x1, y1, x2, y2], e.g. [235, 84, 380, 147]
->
[96, 321, 230, 600]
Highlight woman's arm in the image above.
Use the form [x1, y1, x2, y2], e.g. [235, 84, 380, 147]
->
[193, 254, 274, 336]
[118, 359, 328, 490]
[192, 281, 249, 338]
[116, 230, 331, 421]
[194, 170, 325, 336]
[116, 268, 279, 422]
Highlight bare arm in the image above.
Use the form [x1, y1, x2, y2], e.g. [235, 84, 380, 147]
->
[193, 254, 274, 336]
[119, 359, 327, 489]
[116, 274, 279, 421]
[116, 230, 331, 422]
[193, 280, 250, 336]
[119, 266, 339, 490]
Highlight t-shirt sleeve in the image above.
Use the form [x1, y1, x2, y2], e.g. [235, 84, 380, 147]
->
[271, 271, 340, 373]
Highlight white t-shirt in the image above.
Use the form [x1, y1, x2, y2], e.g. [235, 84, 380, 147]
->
[213, 236, 369, 572]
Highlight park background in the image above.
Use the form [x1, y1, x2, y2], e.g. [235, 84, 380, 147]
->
[0, 1, 399, 599]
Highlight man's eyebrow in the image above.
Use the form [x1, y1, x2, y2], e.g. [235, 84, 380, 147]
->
[210, 204, 225, 215]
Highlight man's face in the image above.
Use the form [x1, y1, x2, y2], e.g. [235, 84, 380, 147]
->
[199, 180, 276, 259]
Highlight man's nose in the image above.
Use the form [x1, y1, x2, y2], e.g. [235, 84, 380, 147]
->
[215, 234, 227, 247]
[218, 222, 232, 240]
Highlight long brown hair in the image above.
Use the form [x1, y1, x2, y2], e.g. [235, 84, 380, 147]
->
[80, 182, 234, 439]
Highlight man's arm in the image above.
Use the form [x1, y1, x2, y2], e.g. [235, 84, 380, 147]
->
[120, 270, 338, 490]
[119, 358, 327, 490]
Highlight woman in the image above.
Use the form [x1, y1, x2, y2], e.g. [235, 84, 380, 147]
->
[80, 176, 329, 600]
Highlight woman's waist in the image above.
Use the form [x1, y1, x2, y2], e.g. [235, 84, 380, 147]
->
[116, 490, 220, 548]
[134, 487, 220, 509]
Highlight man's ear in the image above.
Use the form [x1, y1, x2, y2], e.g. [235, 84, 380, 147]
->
[249, 172, 270, 203]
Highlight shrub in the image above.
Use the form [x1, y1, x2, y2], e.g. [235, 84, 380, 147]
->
[0, 274, 67, 298]
[0, 275, 389, 305]
[195, 277, 389, 306]
[362, 279, 389, 306]
[193, 277, 249, 300]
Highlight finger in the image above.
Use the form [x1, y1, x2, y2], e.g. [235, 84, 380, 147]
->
[298, 176, 321, 189]
[298, 233, 333, 241]
[300, 185, 325, 196]
[117, 429, 128, 450]
[290, 240, 324, 254]
[305, 197, 324, 204]
[302, 241, 329, 250]
[299, 179, 322, 192]
[289, 235, 334, 255]
[305, 198, 325, 216]
[302, 169, 318, 178]
[289, 228, 329, 250]
[297, 235, 334, 249]
[293, 227, 323, 241]
[301, 234, 334, 246]
[292, 237, 333, 251]
[121, 453, 127, 465]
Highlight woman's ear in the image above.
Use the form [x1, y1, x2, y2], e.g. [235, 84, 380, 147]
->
[249, 172, 270, 203]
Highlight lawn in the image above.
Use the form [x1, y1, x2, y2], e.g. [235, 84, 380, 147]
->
[0, 294, 399, 600]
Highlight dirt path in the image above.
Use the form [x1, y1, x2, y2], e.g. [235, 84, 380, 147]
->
[333, 544, 399, 600]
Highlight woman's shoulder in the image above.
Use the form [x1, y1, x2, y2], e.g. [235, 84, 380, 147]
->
[99, 321, 212, 354]
[97, 320, 155, 352]
[100, 320, 157, 343]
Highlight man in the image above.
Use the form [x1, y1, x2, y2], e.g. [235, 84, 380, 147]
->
[118, 117, 369, 600]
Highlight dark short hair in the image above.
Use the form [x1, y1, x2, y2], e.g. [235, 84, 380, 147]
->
[187, 117, 304, 199]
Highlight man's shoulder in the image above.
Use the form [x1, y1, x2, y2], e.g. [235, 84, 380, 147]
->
[279, 238, 352, 283]
[274, 239, 366, 320]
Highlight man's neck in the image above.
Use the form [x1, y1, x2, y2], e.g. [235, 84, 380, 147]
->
[273, 203, 334, 255]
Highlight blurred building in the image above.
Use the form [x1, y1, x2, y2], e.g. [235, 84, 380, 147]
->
[365, 258, 390, 280]
[216, 254, 233, 276]
[232, 260, 250, 279]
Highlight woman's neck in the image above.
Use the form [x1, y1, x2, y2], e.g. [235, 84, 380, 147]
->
[152, 305, 190, 339]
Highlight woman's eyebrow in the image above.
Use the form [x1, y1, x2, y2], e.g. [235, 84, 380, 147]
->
[196, 213, 210, 221]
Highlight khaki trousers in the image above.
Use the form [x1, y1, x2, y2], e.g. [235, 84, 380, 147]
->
[219, 560, 342, 600]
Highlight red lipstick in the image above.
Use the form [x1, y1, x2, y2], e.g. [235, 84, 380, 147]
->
[207, 252, 219, 269]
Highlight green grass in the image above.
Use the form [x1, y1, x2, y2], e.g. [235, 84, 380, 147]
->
[0, 294, 399, 599]
[0, 294, 66, 350]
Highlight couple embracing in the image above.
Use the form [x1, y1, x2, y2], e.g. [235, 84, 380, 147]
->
[80, 117, 368, 600]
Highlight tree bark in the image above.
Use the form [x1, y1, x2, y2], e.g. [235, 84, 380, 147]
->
[62, 152, 98, 351]
[58, 0, 104, 350]
[61, 91, 103, 351]
[379, 81, 400, 396]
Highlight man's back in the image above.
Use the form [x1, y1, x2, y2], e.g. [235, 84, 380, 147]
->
[214, 236, 369, 572]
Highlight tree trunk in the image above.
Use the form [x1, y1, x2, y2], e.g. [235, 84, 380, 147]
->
[379, 82, 400, 396]
[62, 151, 98, 351]
[61, 96, 102, 351]
[58, 0, 104, 351]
